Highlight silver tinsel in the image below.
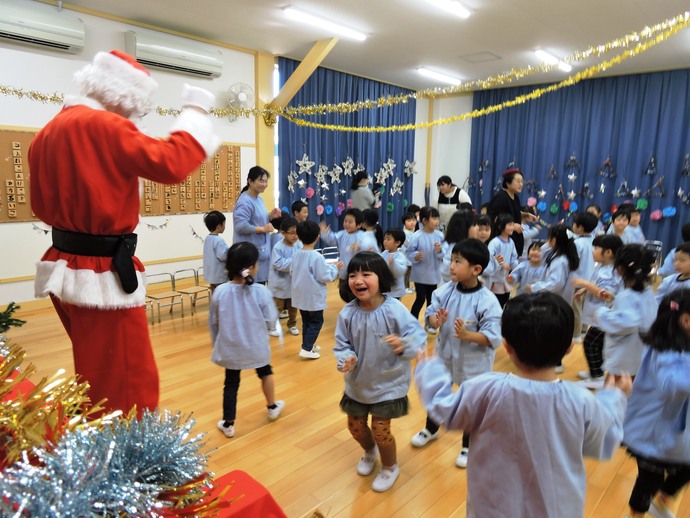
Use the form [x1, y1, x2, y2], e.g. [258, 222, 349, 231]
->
[0, 409, 212, 517]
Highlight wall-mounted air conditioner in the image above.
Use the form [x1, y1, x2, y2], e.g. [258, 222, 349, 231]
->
[0, 1, 85, 53]
[125, 31, 223, 79]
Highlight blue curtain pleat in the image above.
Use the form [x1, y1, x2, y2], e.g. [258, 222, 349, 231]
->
[470, 69, 690, 252]
[278, 58, 416, 233]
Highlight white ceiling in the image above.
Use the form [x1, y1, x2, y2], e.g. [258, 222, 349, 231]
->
[63, 0, 690, 91]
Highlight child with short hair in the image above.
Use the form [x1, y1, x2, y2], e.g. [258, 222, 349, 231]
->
[486, 213, 519, 307]
[293, 220, 342, 359]
[334, 252, 427, 492]
[405, 207, 444, 330]
[268, 217, 303, 336]
[626, 207, 646, 244]
[320, 208, 364, 303]
[587, 203, 605, 236]
[415, 291, 631, 517]
[520, 205, 542, 260]
[608, 208, 633, 244]
[571, 212, 599, 339]
[291, 200, 309, 222]
[476, 215, 492, 244]
[401, 212, 417, 293]
[441, 209, 479, 284]
[655, 242, 690, 304]
[658, 222, 690, 277]
[362, 208, 383, 252]
[202, 210, 229, 292]
[410, 239, 502, 470]
[210, 242, 284, 439]
[505, 241, 544, 296]
[593, 244, 657, 378]
[381, 228, 407, 299]
[571, 234, 624, 388]
[624, 289, 690, 518]
[408, 204, 421, 230]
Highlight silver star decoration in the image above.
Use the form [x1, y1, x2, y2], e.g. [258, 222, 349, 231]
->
[404, 160, 417, 177]
[389, 177, 404, 196]
[568, 190, 576, 200]
[296, 153, 315, 175]
[567, 172, 577, 183]
[297, 179, 307, 188]
[354, 163, 366, 174]
[375, 166, 390, 186]
[287, 174, 297, 193]
[301, 197, 307, 203]
[320, 194, 328, 202]
[342, 157, 355, 176]
[329, 164, 343, 184]
[339, 189, 347, 195]
[314, 165, 329, 185]
[383, 158, 397, 176]
[538, 190, 546, 198]
[321, 183, 329, 191]
[679, 187, 685, 197]
[631, 187, 641, 198]
[600, 183, 606, 193]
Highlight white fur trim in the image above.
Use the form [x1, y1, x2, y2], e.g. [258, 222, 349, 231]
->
[63, 95, 105, 110]
[170, 108, 221, 158]
[35, 259, 147, 309]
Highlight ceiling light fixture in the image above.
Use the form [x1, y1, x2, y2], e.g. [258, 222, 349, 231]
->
[417, 67, 462, 85]
[425, 0, 471, 19]
[535, 50, 572, 73]
[282, 6, 367, 41]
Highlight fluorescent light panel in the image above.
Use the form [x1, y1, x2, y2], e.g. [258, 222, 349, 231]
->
[535, 50, 572, 72]
[282, 6, 367, 41]
[425, 0, 471, 19]
[417, 67, 462, 85]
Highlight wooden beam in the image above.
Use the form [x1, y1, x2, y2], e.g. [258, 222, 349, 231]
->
[268, 38, 339, 109]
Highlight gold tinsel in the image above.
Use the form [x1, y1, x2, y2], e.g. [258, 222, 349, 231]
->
[1, 12, 688, 131]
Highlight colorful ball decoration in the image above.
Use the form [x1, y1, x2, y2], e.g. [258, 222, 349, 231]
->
[316, 204, 324, 216]
[347, 199, 352, 208]
[282, 206, 289, 213]
[335, 202, 345, 217]
[387, 202, 395, 213]
[562, 201, 571, 211]
[403, 199, 409, 207]
[650, 209, 663, 221]
[662, 206, 677, 218]
[325, 205, 333, 215]
[527, 197, 537, 207]
[537, 201, 547, 213]
[569, 201, 579, 212]
[636, 198, 648, 210]
[550, 203, 559, 214]
[305, 187, 315, 199]
[603, 212, 612, 224]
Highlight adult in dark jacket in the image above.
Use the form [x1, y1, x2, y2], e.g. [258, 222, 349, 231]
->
[487, 168, 536, 256]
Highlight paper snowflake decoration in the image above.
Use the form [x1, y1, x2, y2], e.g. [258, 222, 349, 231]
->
[631, 187, 641, 198]
[538, 190, 546, 198]
[329, 164, 343, 184]
[321, 183, 329, 191]
[297, 179, 306, 188]
[320, 194, 328, 202]
[342, 157, 355, 176]
[389, 177, 404, 196]
[404, 160, 417, 177]
[314, 165, 329, 185]
[296, 154, 315, 175]
[375, 166, 390, 186]
[339, 189, 347, 195]
[567, 172, 577, 183]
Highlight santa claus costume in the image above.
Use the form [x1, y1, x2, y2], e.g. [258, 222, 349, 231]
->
[29, 50, 220, 415]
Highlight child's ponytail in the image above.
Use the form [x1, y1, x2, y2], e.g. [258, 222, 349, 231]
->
[614, 244, 654, 292]
[226, 242, 259, 285]
[643, 289, 690, 352]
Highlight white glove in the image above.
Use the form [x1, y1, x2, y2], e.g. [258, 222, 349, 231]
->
[181, 83, 215, 113]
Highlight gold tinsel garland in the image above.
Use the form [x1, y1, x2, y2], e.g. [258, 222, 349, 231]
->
[0, 12, 688, 131]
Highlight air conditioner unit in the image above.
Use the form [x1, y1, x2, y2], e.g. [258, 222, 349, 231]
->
[0, 1, 85, 53]
[125, 31, 223, 78]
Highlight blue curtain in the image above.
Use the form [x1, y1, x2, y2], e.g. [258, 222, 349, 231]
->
[470, 68, 690, 252]
[277, 58, 416, 233]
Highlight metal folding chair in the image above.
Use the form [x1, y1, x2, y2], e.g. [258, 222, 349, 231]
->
[145, 272, 184, 324]
[174, 268, 211, 315]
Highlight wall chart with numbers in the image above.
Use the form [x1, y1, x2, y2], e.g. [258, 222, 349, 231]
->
[0, 128, 241, 223]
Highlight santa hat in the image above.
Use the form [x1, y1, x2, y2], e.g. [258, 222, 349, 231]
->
[74, 49, 158, 119]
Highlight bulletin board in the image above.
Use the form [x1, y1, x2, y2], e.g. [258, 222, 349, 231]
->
[0, 128, 241, 222]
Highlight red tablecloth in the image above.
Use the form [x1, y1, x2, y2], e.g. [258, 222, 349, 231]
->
[211, 470, 286, 518]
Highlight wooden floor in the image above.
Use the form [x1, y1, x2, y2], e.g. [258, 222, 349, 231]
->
[8, 283, 690, 518]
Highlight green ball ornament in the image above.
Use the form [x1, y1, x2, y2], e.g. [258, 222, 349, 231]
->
[550, 203, 559, 214]
[636, 198, 648, 210]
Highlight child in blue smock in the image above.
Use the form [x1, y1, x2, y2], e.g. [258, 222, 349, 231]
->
[202, 210, 229, 292]
[486, 213, 519, 307]
[506, 241, 544, 296]
[405, 206, 444, 328]
[380, 228, 408, 299]
[623, 289, 690, 517]
[655, 242, 690, 304]
[658, 223, 690, 277]
[401, 212, 417, 293]
[410, 238, 502, 469]
[320, 208, 364, 303]
[268, 217, 303, 336]
[415, 292, 631, 518]
[210, 242, 284, 439]
[571, 212, 598, 339]
[593, 244, 657, 379]
[441, 209, 478, 284]
[334, 252, 426, 493]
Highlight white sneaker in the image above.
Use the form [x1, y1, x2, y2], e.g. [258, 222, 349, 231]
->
[267, 400, 285, 421]
[405, 288, 415, 294]
[311, 345, 321, 352]
[410, 428, 439, 448]
[357, 446, 379, 476]
[649, 499, 676, 518]
[371, 464, 400, 492]
[217, 420, 235, 438]
[299, 349, 320, 359]
[554, 364, 565, 374]
[577, 370, 591, 380]
[289, 327, 299, 335]
[279, 310, 289, 319]
[268, 329, 280, 337]
[578, 376, 606, 390]
[425, 325, 438, 334]
[455, 447, 469, 468]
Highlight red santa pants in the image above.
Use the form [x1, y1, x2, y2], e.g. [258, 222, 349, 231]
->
[50, 295, 159, 417]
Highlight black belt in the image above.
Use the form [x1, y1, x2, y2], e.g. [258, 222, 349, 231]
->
[52, 228, 139, 294]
